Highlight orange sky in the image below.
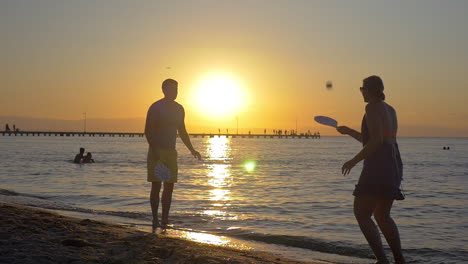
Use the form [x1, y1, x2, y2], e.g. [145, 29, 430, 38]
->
[2, 1, 468, 137]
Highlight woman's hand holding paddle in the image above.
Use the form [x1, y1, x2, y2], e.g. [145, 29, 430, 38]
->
[337, 125, 363, 143]
[314, 116, 362, 175]
[336, 126, 353, 135]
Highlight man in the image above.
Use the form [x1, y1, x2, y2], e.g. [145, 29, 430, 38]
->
[74, 147, 85, 163]
[145, 78, 201, 233]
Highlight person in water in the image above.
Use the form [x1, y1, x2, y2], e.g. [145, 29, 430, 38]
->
[74, 148, 85, 163]
[337, 75, 405, 264]
[83, 152, 94, 163]
[145, 78, 202, 233]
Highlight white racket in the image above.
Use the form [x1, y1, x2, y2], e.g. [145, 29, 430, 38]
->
[155, 162, 171, 182]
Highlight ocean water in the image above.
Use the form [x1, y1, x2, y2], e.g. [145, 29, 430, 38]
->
[0, 135, 467, 263]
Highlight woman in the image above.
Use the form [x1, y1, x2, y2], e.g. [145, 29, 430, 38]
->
[337, 76, 405, 264]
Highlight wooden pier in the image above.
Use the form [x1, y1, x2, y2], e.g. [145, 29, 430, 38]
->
[1, 131, 320, 139]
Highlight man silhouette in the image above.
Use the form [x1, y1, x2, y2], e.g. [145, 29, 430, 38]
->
[145, 78, 201, 233]
[74, 148, 85, 163]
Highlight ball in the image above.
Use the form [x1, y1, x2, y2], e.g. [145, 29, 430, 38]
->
[326, 81, 333, 90]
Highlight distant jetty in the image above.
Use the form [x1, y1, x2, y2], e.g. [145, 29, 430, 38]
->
[1, 131, 320, 139]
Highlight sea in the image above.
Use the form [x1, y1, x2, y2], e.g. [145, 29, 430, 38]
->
[0, 135, 467, 264]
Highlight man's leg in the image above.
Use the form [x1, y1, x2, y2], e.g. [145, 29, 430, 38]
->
[374, 199, 405, 264]
[150, 182, 162, 233]
[354, 196, 389, 264]
[161, 182, 174, 228]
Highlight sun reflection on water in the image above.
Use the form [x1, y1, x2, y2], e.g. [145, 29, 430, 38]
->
[177, 230, 251, 250]
[203, 136, 237, 220]
[206, 136, 231, 161]
[208, 164, 231, 188]
[181, 231, 229, 246]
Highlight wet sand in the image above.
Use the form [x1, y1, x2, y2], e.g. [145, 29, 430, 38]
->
[0, 202, 323, 264]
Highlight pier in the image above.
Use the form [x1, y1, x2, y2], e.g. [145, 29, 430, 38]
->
[1, 131, 320, 139]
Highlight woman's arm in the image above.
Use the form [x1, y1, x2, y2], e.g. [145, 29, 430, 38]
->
[336, 126, 362, 143]
[342, 103, 384, 175]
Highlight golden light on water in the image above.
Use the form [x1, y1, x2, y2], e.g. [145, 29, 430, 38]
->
[209, 188, 230, 201]
[178, 230, 252, 251]
[203, 136, 237, 220]
[207, 136, 230, 160]
[193, 74, 246, 118]
[181, 231, 230, 246]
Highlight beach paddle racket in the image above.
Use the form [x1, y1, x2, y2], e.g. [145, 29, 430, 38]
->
[314, 116, 338, 128]
[155, 162, 171, 182]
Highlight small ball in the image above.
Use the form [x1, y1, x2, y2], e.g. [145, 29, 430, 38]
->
[326, 81, 333, 90]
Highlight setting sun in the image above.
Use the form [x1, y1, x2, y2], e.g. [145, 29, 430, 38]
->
[193, 74, 246, 118]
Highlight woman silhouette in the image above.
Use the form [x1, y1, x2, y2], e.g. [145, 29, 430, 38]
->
[337, 76, 405, 264]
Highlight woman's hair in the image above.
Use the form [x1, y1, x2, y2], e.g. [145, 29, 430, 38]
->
[363, 75, 385, 100]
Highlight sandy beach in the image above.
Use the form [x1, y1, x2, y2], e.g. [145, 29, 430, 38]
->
[0, 202, 323, 264]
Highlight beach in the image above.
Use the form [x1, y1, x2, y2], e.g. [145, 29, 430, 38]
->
[1, 202, 322, 264]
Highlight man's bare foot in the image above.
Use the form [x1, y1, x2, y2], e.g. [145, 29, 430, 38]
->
[160, 219, 169, 230]
[152, 218, 159, 234]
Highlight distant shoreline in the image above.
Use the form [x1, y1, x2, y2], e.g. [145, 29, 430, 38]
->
[2, 115, 468, 138]
[0, 131, 321, 139]
[1, 131, 467, 139]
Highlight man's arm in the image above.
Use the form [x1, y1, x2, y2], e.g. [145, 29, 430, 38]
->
[144, 106, 160, 160]
[177, 112, 201, 160]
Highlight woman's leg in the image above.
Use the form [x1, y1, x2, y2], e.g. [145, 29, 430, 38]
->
[354, 196, 389, 263]
[374, 199, 405, 264]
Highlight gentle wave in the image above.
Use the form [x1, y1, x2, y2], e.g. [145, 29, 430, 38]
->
[0, 188, 50, 200]
[226, 231, 373, 259]
[225, 232, 468, 263]
[0, 188, 149, 220]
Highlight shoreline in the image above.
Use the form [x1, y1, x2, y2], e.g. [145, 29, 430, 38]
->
[1, 202, 326, 264]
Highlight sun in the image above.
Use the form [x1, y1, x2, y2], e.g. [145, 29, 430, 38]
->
[194, 74, 246, 118]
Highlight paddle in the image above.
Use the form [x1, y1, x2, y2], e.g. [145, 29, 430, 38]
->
[314, 116, 338, 128]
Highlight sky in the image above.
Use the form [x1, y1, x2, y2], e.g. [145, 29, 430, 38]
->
[2, 0, 468, 137]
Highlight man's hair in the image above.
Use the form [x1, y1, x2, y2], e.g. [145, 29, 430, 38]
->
[162, 79, 178, 90]
[80, 147, 85, 153]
